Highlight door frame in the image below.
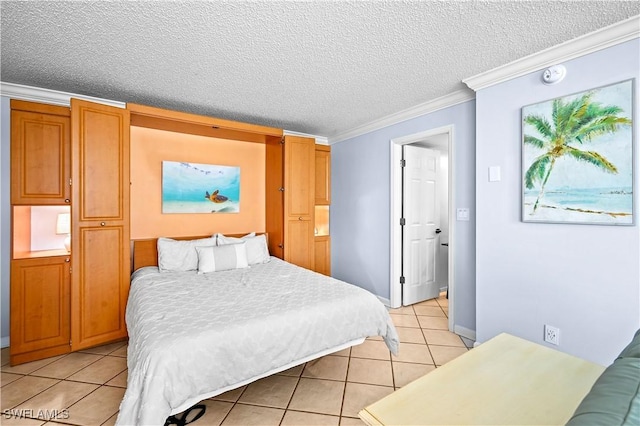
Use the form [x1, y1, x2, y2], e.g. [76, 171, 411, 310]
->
[389, 125, 455, 332]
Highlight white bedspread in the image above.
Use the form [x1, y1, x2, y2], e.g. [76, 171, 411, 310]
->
[116, 257, 399, 425]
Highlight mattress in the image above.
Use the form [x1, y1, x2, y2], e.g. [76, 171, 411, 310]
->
[116, 257, 399, 425]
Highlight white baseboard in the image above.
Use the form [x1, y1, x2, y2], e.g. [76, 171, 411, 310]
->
[1, 336, 9, 349]
[454, 325, 476, 342]
[377, 296, 391, 307]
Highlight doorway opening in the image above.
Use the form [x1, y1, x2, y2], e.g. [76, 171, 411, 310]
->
[390, 125, 455, 332]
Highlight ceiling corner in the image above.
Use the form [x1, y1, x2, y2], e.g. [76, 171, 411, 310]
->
[463, 14, 640, 91]
[329, 89, 475, 145]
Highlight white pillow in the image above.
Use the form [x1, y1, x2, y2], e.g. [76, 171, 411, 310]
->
[195, 243, 248, 273]
[157, 237, 216, 272]
[216, 233, 270, 265]
[216, 232, 255, 245]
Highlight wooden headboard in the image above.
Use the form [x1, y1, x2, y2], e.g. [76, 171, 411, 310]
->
[132, 233, 267, 271]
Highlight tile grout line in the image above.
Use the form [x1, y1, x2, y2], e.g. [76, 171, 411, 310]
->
[3, 339, 126, 377]
[14, 343, 128, 425]
[1, 353, 63, 376]
[3, 376, 62, 416]
[14, 379, 103, 424]
[217, 382, 251, 426]
[33, 357, 127, 389]
[65, 385, 121, 425]
[337, 349, 351, 420]
[28, 353, 108, 381]
[275, 363, 304, 426]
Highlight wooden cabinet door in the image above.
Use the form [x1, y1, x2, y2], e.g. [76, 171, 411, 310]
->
[71, 99, 130, 350]
[284, 135, 315, 269]
[10, 256, 71, 365]
[315, 146, 331, 205]
[314, 236, 331, 276]
[285, 219, 315, 269]
[265, 137, 285, 259]
[10, 100, 70, 205]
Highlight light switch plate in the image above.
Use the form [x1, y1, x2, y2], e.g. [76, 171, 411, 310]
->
[489, 166, 501, 182]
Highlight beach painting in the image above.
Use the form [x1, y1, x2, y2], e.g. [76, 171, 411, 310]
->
[522, 79, 633, 225]
[162, 161, 240, 214]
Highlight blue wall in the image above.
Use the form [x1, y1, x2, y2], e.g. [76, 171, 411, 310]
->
[1, 96, 10, 346]
[475, 39, 640, 365]
[331, 100, 477, 333]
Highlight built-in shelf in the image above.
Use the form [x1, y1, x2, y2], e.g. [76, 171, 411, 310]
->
[315, 205, 329, 237]
[13, 205, 70, 259]
[13, 249, 70, 259]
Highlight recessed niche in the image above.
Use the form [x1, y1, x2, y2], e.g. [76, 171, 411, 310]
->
[13, 205, 71, 259]
[315, 205, 329, 236]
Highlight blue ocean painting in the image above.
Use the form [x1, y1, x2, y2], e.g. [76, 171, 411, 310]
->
[524, 187, 632, 224]
[162, 161, 240, 214]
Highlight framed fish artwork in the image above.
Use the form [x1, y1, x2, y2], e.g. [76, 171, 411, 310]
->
[162, 161, 240, 213]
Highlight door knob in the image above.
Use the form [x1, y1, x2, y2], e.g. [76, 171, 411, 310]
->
[435, 228, 442, 234]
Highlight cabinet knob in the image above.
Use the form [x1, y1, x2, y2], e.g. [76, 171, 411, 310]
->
[298, 217, 303, 220]
[278, 244, 284, 248]
[100, 222, 106, 226]
[64, 199, 70, 203]
[65, 258, 70, 263]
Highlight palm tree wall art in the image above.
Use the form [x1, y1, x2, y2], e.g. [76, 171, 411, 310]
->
[522, 79, 634, 225]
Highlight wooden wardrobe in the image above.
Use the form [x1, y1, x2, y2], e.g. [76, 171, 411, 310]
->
[9, 99, 130, 365]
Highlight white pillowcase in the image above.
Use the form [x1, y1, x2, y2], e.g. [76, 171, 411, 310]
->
[216, 233, 270, 265]
[195, 243, 248, 273]
[216, 232, 255, 244]
[157, 237, 217, 272]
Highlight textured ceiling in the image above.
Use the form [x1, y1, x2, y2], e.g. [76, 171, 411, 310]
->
[1, 1, 639, 139]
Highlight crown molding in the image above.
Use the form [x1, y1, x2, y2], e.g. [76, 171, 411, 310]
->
[0, 82, 125, 108]
[2, 82, 329, 143]
[283, 130, 329, 145]
[463, 14, 640, 91]
[329, 89, 475, 144]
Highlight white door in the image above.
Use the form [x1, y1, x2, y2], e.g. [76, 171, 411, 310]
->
[402, 145, 441, 306]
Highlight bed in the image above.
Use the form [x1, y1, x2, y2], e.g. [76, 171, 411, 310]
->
[116, 234, 399, 425]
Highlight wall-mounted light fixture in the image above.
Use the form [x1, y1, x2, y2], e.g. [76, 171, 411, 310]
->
[542, 65, 566, 85]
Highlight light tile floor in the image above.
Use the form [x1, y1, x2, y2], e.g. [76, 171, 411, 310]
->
[1, 292, 472, 426]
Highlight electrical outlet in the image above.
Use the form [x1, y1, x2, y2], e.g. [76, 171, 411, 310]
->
[544, 325, 560, 345]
